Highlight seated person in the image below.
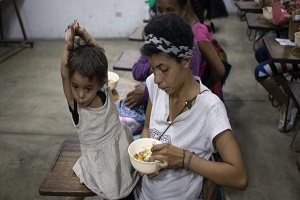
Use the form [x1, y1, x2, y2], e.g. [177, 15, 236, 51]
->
[132, 13, 248, 200]
[255, 0, 300, 62]
[254, 8, 300, 132]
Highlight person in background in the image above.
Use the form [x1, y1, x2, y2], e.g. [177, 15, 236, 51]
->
[132, 13, 248, 200]
[187, 0, 229, 100]
[61, 20, 138, 200]
[254, 6, 300, 132]
[255, 0, 300, 62]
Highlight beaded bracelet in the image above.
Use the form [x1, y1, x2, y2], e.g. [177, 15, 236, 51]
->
[181, 149, 187, 173]
[187, 151, 194, 171]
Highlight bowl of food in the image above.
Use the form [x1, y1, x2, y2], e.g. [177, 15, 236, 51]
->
[294, 32, 300, 49]
[107, 71, 119, 91]
[263, 7, 273, 23]
[128, 138, 162, 174]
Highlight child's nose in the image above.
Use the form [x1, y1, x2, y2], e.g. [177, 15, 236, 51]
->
[78, 91, 85, 99]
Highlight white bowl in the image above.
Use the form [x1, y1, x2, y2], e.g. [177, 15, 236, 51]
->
[107, 71, 119, 91]
[294, 32, 300, 48]
[128, 138, 162, 174]
[263, 7, 273, 22]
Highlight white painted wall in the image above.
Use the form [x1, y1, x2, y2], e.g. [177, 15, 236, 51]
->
[2, 0, 237, 40]
[2, 0, 146, 39]
[224, 0, 238, 14]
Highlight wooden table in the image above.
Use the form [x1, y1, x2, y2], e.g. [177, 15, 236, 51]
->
[39, 140, 96, 197]
[113, 49, 141, 71]
[112, 77, 139, 102]
[263, 37, 300, 64]
[246, 13, 288, 50]
[235, 1, 262, 20]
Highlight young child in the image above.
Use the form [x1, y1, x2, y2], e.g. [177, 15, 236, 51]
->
[61, 20, 139, 199]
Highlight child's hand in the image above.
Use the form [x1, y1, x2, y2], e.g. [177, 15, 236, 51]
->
[65, 24, 75, 50]
[73, 20, 86, 38]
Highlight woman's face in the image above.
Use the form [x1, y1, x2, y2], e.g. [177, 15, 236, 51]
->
[148, 53, 189, 95]
[155, 0, 185, 16]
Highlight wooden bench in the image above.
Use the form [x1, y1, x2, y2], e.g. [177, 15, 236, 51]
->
[287, 82, 300, 153]
[39, 140, 96, 197]
[113, 49, 141, 71]
[129, 24, 146, 41]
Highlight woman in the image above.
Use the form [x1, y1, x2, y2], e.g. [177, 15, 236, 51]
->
[133, 13, 248, 200]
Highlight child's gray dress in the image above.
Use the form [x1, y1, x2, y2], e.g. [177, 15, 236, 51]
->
[72, 86, 139, 199]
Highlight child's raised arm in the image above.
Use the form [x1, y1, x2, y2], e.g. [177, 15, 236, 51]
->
[73, 20, 101, 48]
[61, 24, 75, 110]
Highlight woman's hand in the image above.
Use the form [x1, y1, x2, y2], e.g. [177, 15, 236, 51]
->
[150, 143, 183, 170]
[136, 144, 183, 179]
[138, 144, 183, 178]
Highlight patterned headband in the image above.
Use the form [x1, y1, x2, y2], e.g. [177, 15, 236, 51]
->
[144, 34, 193, 57]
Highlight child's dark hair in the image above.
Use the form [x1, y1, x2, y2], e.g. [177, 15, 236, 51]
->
[190, 0, 215, 33]
[68, 43, 108, 85]
[141, 13, 194, 63]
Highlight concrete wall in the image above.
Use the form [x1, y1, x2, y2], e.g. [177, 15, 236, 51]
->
[2, 0, 146, 39]
[2, 0, 237, 40]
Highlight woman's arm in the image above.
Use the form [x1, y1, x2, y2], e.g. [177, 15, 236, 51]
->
[198, 41, 225, 89]
[151, 129, 248, 190]
[187, 130, 248, 190]
[132, 55, 152, 81]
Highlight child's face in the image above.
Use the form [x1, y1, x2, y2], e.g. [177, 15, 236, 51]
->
[70, 71, 102, 108]
[156, 0, 184, 16]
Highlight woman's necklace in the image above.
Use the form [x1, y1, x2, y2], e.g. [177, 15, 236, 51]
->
[158, 94, 198, 140]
